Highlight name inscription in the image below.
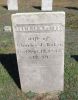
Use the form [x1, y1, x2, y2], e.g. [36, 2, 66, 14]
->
[14, 23, 63, 33]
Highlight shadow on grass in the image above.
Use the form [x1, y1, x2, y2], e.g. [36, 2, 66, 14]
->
[71, 55, 78, 61]
[0, 53, 21, 89]
[2, 5, 8, 10]
[33, 6, 41, 10]
[65, 7, 78, 10]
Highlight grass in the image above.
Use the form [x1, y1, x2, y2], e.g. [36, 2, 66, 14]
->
[0, 0, 78, 100]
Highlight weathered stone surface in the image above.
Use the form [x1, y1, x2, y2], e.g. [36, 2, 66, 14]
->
[7, 0, 18, 10]
[42, 0, 53, 11]
[12, 12, 65, 93]
[4, 26, 11, 32]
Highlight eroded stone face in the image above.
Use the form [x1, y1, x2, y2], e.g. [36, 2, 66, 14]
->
[42, 0, 53, 11]
[7, 0, 18, 10]
[12, 12, 65, 93]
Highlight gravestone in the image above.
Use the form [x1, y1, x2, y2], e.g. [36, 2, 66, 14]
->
[4, 26, 11, 32]
[7, 0, 18, 10]
[42, 0, 53, 11]
[12, 12, 65, 93]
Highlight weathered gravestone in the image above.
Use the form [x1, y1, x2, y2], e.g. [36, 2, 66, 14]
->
[7, 0, 18, 10]
[4, 26, 11, 32]
[42, 0, 53, 11]
[12, 12, 65, 93]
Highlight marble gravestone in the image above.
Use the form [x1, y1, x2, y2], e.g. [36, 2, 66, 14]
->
[12, 12, 65, 93]
[42, 0, 53, 11]
[4, 26, 11, 32]
[7, 0, 18, 10]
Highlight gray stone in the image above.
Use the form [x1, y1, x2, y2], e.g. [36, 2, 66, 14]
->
[42, 0, 53, 11]
[4, 26, 11, 32]
[11, 12, 65, 93]
[7, 0, 18, 10]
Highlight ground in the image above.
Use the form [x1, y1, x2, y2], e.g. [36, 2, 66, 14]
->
[0, 0, 78, 100]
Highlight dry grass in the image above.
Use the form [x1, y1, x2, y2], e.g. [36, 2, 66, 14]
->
[0, 0, 6, 5]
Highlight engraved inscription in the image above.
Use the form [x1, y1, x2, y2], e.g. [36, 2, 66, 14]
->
[15, 23, 64, 61]
[14, 23, 63, 33]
